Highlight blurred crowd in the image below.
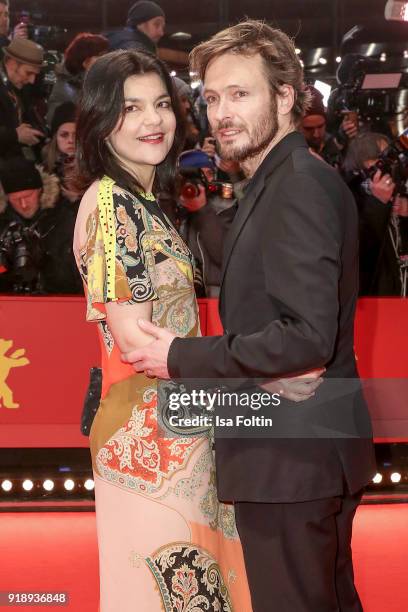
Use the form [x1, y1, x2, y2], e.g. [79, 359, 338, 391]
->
[0, 0, 407, 297]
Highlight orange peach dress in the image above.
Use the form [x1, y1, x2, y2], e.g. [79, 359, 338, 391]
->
[76, 176, 252, 612]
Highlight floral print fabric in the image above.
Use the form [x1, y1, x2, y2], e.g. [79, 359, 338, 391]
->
[76, 178, 252, 612]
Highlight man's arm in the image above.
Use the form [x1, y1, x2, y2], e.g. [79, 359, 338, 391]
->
[168, 171, 344, 380]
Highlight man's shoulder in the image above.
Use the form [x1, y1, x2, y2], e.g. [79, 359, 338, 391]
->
[290, 145, 336, 177]
[259, 132, 339, 189]
[286, 146, 348, 198]
[258, 144, 354, 221]
[105, 28, 155, 53]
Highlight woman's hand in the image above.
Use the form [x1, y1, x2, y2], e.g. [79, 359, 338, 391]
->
[261, 368, 325, 403]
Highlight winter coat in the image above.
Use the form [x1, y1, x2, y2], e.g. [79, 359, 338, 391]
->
[0, 61, 45, 160]
[179, 195, 237, 297]
[104, 27, 156, 54]
[354, 189, 408, 296]
[0, 166, 82, 294]
[46, 63, 82, 126]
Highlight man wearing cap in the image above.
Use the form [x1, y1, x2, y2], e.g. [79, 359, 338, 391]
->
[0, 37, 45, 160]
[105, 1, 165, 54]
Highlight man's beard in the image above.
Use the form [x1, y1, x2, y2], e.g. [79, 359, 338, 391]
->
[215, 99, 279, 163]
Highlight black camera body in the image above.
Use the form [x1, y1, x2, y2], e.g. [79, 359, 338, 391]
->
[328, 54, 408, 136]
[0, 220, 44, 291]
[178, 167, 234, 202]
[351, 129, 408, 197]
[178, 167, 223, 200]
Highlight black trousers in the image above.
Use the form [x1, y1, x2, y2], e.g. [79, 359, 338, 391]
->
[234, 491, 363, 612]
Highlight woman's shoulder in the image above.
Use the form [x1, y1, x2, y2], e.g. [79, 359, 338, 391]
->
[111, 182, 133, 201]
[77, 179, 138, 213]
[78, 179, 100, 212]
[111, 182, 144, 204]
[73, 180, 100, 253]
[111, 183, 154, 220]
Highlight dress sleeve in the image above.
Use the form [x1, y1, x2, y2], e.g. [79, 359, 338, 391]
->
[84, 177, 157, 322]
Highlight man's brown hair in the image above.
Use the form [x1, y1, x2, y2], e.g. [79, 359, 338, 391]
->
[190, 19, 311, 125]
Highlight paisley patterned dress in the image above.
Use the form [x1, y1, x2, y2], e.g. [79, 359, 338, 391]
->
[76, 177, 252, 612]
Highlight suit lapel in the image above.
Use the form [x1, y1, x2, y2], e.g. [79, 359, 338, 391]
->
[220, 176, 266, 289]
[218, 131, 309, 316]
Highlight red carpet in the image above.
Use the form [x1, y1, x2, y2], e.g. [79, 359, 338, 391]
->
[0, 512, 98, 611]
[0, 504, 407, 611]
[353, 504, 408, 611]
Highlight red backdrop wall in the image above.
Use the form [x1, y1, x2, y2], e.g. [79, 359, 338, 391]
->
[0, 296, 407, 447]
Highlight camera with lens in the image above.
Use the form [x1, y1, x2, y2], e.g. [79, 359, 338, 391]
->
[349, 128, 408, 197]
[0, 220, 45, 292]
[16, 10, 65, 97]
[328, 53, 408, 137]
[177, 149, 234, 203]
[17, 10, 67, 47]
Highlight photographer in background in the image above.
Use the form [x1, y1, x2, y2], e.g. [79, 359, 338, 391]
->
[105, 1, 165, 53]
[0, 156, 82, 294]
[301, 85, 358, 168]
[201, 134, 244, 183]
[173, 76, 200, 150]
[344, 131, 408, 296]
[0, 38, 45, 161]
[0, 0, 28, 48]
[177, 149, 239, 297]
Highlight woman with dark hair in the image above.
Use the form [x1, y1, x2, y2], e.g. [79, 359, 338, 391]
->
[73, 49, 252, 611]
[46, 33, 109, 125]
[42, 102, 81, 209]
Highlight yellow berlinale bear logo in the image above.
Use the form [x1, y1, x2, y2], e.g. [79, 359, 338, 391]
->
[0, 339, 30, 409]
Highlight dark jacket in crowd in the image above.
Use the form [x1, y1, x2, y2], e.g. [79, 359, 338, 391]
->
[179, 196, 237, 297]
[104, 27, 156, 54]
[318, 132, 344, 169]
[354, 189, 408, 296]
[0, 169, 82, 295]
[0, 62, 25, 158]
[46, 63, 82, 126]
[0, 61, 44, 160]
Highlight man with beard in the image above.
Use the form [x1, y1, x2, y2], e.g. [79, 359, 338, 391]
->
[0, 38, 45, 160]
[301, 85, 358, 168]
[301, 85, 342, 166]
[121, 21, 375, 611]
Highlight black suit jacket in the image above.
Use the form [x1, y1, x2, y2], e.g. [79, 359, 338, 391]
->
[168, 132, 376, 503]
